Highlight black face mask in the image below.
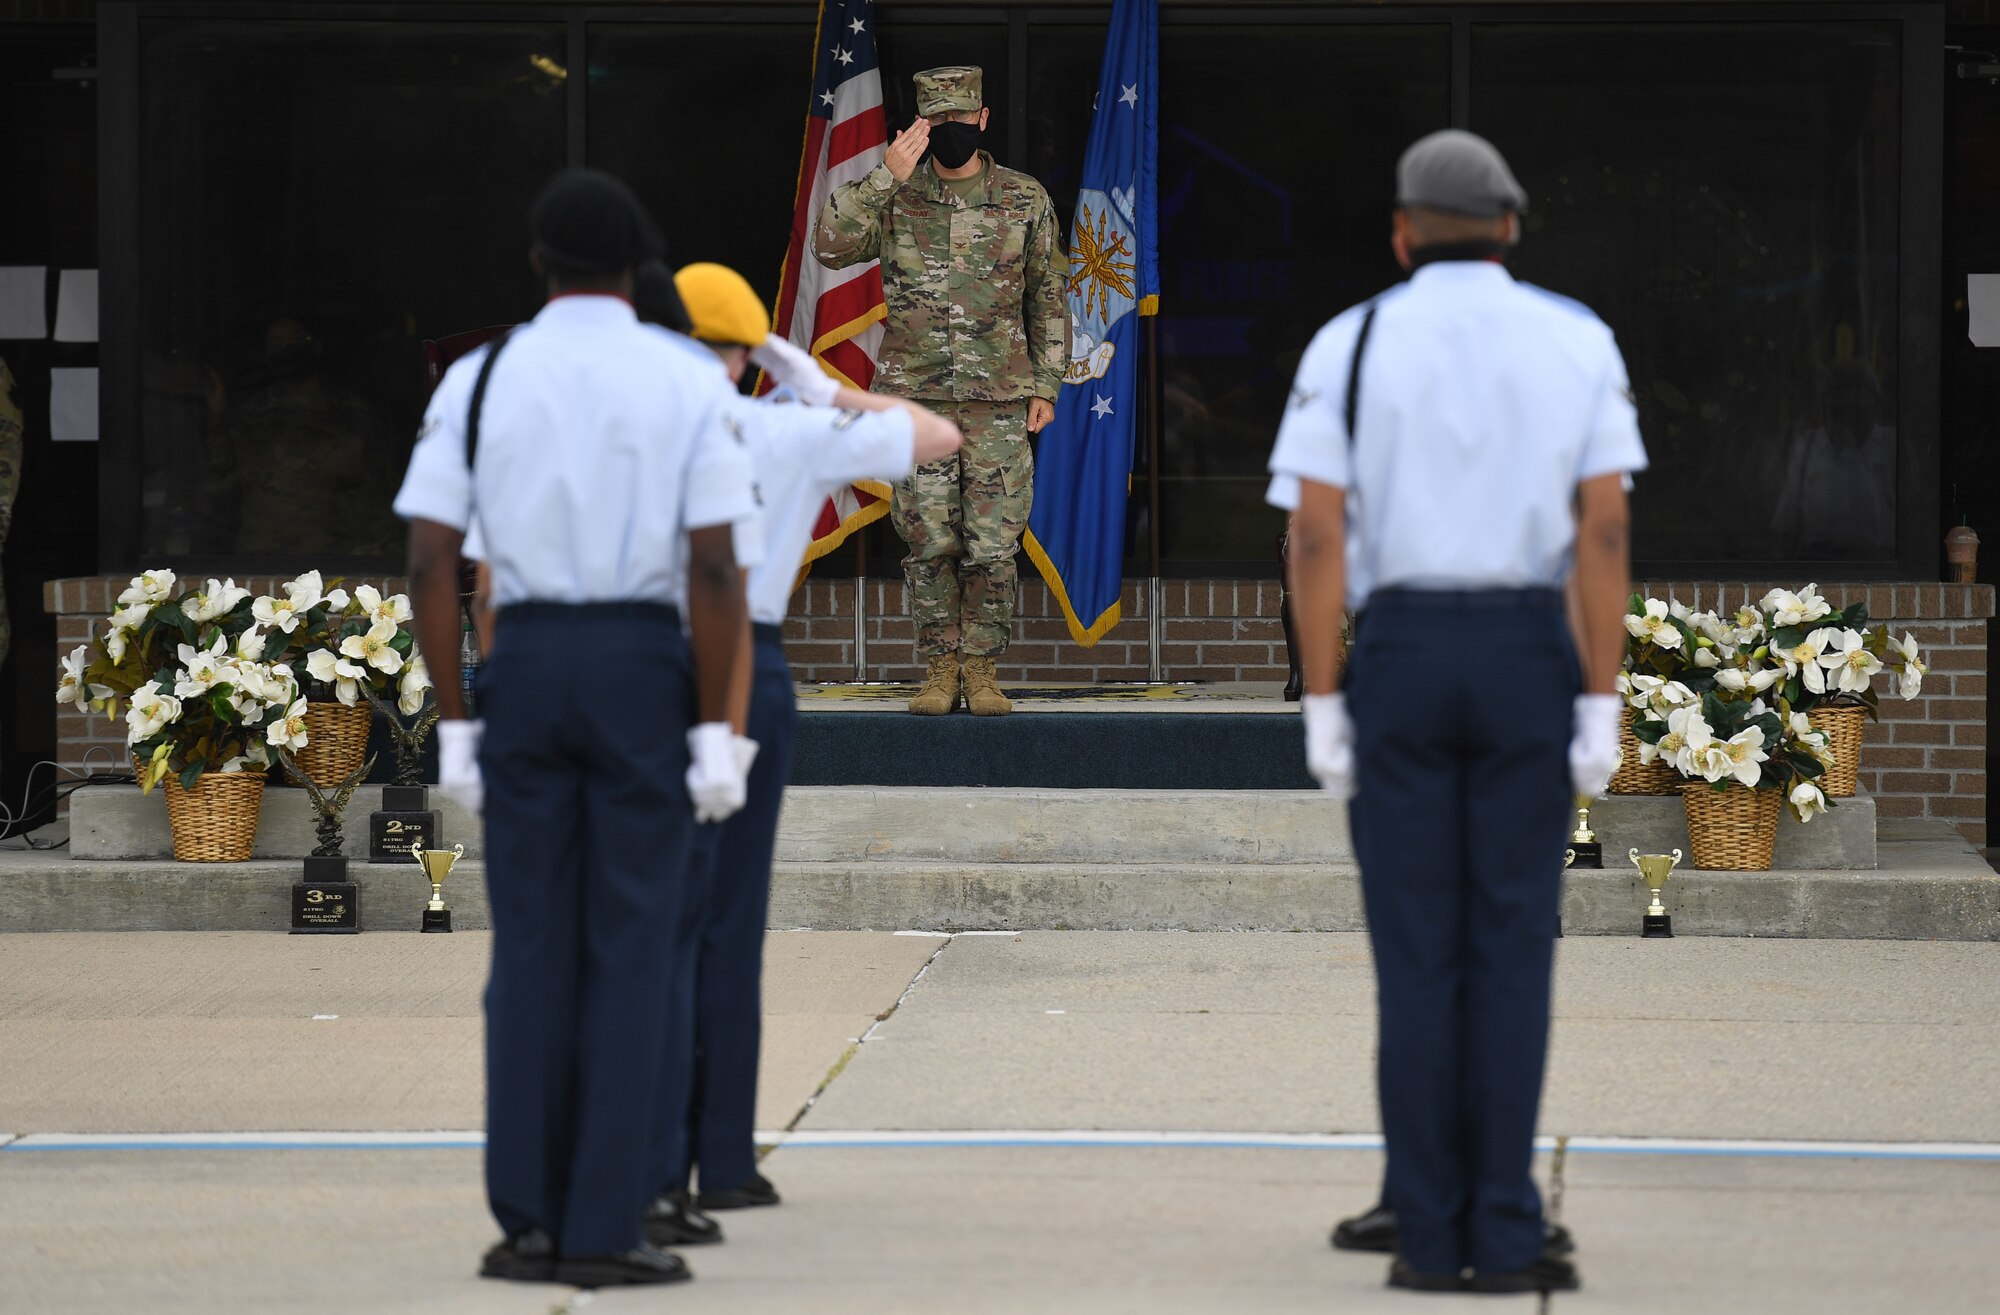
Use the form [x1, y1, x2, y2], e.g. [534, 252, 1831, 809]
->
[928, 120, 982, 170]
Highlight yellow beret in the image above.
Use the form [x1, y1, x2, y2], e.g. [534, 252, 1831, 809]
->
[672, 262, 770, 347]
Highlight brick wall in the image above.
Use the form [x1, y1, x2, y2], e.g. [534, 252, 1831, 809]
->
[44, 574, 1995, 845]
[780, 577, 1289, 685]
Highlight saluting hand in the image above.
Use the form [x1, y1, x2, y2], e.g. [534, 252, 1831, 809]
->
[884, 116, 930, 182]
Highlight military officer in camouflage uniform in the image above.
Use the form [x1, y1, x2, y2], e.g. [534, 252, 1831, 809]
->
[814, 65, 1070, 716]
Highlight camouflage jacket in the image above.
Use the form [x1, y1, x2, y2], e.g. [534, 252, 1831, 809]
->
[814, 152, 1070, 403]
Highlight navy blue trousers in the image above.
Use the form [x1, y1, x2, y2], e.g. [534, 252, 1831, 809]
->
[478, 604, 696, 1256]
[655, 628, 797, 1194]
[1344, 589, 1578, 1277]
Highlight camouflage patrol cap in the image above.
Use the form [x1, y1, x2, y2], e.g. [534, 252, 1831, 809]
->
[914, 65, 982, 116]
[1396, 129, 1529, 218]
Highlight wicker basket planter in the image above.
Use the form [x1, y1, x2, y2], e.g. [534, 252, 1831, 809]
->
[163, 772, 266, 863]
[1610, 706, 1683, 795]
[1807, 703, 1866, 798]
[1681, 782, 1782, 871]
[286, 701, 374, 788]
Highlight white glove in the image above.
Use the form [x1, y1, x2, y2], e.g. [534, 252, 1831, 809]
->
[1569, 693, 1624, 798]
[1300, 693, 1356, 801]
[733, 735, 761, 780]
[437, 719, 484, 817]
[749, 333, 840, 408]
[687, 722, 749, 823]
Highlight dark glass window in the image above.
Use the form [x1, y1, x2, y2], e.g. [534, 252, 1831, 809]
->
[138, 21, 566, 565]
[587, 19, 815, 313]
[1473, 22, 1902, 570]
[1152, 23, 1450, 569]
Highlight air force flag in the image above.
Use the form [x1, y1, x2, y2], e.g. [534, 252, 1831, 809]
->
[1024, 0, 1158, 646]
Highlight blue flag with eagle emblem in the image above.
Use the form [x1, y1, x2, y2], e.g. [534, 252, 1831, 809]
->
[1024, 0, 1158, 647]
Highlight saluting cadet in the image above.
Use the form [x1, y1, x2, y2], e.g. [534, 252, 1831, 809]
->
[395, 170, 758, 1290]
[639, 262, 962, 1218]
[1270, 130, 1640, 1295]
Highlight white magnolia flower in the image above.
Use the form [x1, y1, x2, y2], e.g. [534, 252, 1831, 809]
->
[398, 653, 432, 717]
[1789, 779, 1829, 822]
[325, 588, 352, 613]
[267, 699, 311, 752]
[235, 627, 269, 662]
[1693, 611, 1734, 645]
[182, 578, 250, 623]
[1714, 666, 1781, 695]
[1776, 628, 1835, 690]
[1817, 629, 1884, 696]
[341, 618, 405, 676]
[126, 688, 183, 745]
[306, 648, 367, 706]
[1651, 704, 1713, 775]
[117, 569, 177, 607]
[105, 627, 129, 665]
[56, 645, 92, 710]
[1733, 607, 1766, 636]
[254, 594, 308, 634]
[220, 743, 271, 774]
[284, 571, 325, 609]
[1699, 725, 1767, 788]
[355, 585, 414, 628]
[1669, 598, 1697, 624]
[1796, 583, 1834, 624]
[1885, 632, 1927, 700]
[173, 634, 231, 699]
[1625, 599, 1683, 650]
[108, 602, 152, 635]
[1693, 646, 1721, 669]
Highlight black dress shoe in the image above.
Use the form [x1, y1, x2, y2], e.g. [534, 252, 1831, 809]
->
[1331, 1202, 1397, 1252]
[697, 1171, 782, 1211]
[1332, 1202, 1576, 1258]
[478, 1228, 557, 1282]
[644, 1188, 725, 1246]
[553, 1243, 692, 1289]
[1467, 1253, 1581, 1294]
[1386, 1258, 1467, 1292]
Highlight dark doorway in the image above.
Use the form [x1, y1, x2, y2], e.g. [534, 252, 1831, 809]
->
[0, 25, 100, 836]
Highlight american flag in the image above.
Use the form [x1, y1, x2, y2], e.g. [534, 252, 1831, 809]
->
[769, 0, 892, 566]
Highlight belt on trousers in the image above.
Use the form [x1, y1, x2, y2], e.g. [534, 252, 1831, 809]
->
[752, 622, 785, 645]
[500, 601, 683, 625]
[1363, 586, 1561, 612]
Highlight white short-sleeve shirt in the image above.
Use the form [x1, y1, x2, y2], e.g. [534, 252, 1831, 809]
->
[394, 295, 759, 609]
[719, 389, 915, 625]
[1266, 261, 1648, 608]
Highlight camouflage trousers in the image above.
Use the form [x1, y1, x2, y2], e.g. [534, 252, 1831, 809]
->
[890, 399, 1033, 658]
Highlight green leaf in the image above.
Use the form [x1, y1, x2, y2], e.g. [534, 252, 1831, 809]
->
[178, 762, 203, 793]
[1846, 603, 1871, 629]
[1773, 624, 1806, 650]
[1626, 592, 1647, 616]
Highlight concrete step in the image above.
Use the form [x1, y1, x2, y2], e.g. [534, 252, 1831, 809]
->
[68, 785, 1877, 870]
[2, 821, 1982, 939]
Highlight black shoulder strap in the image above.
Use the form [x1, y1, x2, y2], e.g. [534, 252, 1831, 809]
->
[465, 328, 516, 473]
[1344, 303, 1379, 445]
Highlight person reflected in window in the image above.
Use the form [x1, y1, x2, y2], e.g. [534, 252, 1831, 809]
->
[209, 317, 399, 556]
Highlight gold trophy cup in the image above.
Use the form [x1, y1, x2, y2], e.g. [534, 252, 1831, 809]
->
[410, 840, 464, 934]
[1627, 848, 1681, 939]
[1568, 794, 1603, 868]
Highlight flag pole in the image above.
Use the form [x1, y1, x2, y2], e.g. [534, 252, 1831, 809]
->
[852, 530, 868, 682]
[1146, 312, 1164, 682]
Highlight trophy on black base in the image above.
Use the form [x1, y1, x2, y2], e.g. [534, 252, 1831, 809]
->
[411, 840, 463, 933]
[279, 751, 375, 934]
[1628, 848, 1682, 939]
[1567, 794, 1604, 870]
[363, 686, 442, 864]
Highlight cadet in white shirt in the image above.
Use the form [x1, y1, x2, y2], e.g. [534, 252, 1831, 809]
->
[1269, 131, 1645, 1296]
[637, 262, 962, 1219]
[394, 171, 756, 1291]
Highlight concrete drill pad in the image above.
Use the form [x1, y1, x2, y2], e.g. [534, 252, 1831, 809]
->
[5, 1144, 1996, 1315]
[0, 931, 934, 1135]
[801, 933, 2000, 1142]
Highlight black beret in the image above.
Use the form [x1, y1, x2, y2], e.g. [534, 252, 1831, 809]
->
[528, 169, 664, 276]
[633, 259, 694, 334]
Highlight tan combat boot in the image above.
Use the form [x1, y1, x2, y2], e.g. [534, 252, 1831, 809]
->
[908, 653, 961, 715]
[961, 655, 1012, 717]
